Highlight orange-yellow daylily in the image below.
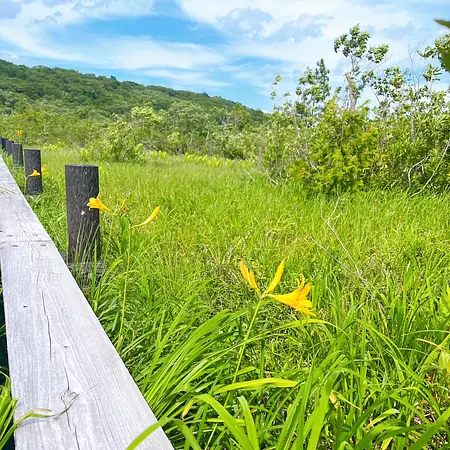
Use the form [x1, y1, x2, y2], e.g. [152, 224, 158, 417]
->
[87, 195, 112, 212]
[264, 260, 285, 295]
[29, 169, 40, 177]
[239, 262, 260, 294]
[239, 261, 314, 315]
[132, 206, 161, 228]
[266, 274, 314, 316]
[116, 198, 127, 214]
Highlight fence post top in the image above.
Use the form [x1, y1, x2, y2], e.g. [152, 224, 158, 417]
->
[65, 164, 99, 168]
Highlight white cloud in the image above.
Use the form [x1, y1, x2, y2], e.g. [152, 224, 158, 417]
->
[176, 0, 440, 64]
[92, 39, 225, 70]
[177, 0, 413, 31]
[13, 0, 157, 26]
[146, 69, 231, 87]
[0, 0, 226, 73]
[1, 31, 226, 70]
[175, 0, 444, 98]
[69, 0, 156, 20]
[229, 37, 342, 68]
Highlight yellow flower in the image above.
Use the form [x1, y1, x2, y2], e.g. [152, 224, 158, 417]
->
[239, 262, 260, 294]
[132, 206, 161, 228]
[239, 261, 314, 315]
[264, 260, 285, 295]
[29, 169, 40, 177]
[17, 129, 23, 137]
[87, 195, 111, 212]
[266, 275, 314, 315]
[41, 166, 48, 174]
[116, 198, 127, 214]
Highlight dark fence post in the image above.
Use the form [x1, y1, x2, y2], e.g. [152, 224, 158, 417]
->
[12, 143, 23, 168]
[0, 138, 6, 152]
[5, 140, 13, 157]
[24, 149, 43, 195]
[65, 165, 101, 264]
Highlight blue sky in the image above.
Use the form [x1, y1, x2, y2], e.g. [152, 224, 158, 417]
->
[0, 0, 449, 110]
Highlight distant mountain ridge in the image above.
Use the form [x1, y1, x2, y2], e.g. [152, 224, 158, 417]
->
[0, 59, 264, 123]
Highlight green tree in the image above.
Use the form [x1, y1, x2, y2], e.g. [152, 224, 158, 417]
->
[430, 22, 450, 71]
[295, 59, 332, 123]
[334, 24, 389, 110]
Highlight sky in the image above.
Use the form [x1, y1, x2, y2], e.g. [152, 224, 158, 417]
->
[0, 0, 449, 110]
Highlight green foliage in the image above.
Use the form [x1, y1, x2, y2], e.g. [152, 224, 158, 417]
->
[334, 24, 389, 110]
[5, 15, 450, 448]
[259, 112, 298, 181]
[2, 22, 450, 190]
[0, 375, 17, 448]
[295, 58, 332, 123]
[0, 58, 266, 163]
[270, 23, 450, 192]
[80, 118, 142, 162]
[366, 60, 450, 189]
[25, 153, 450, 448]
[0, 106, 100, 148]
[434, 22, 450, 71]
[291, 101, 379, 192]
[0, 371, 45, 449]
[0, 59, 264, 123]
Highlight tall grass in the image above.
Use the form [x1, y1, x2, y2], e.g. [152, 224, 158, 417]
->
[11, 150, 450, 448]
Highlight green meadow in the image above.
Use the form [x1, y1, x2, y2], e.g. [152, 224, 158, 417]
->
[7, 149, 450, 449]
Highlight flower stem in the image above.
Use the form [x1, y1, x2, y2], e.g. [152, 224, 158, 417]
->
[118, 225, 132, 348]
[232, 298, 262, 384]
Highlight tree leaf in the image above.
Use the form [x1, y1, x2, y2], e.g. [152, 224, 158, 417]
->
[436, 19, 450, 29]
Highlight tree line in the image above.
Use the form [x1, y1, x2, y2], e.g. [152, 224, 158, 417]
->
[1, 23, 450, 193]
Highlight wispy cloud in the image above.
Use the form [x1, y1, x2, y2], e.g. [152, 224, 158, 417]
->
[1, 0, 225, 70]
[146, 68, 231, 87]
[92, 39, 225, 71]
[175, 0, 445, 100]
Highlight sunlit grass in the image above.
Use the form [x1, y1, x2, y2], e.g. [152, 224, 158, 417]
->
[15, 150, 450, 448]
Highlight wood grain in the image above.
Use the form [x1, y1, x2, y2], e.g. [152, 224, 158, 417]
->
[0, 159, 49, 243]
[24, 149, 43, 195]
[65, 165, 100, 263]
[4, 140, 13, 156]
[12, 143, 23, 168]
[0, 155, 173, 449]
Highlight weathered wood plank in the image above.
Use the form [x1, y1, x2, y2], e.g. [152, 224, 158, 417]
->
[0, 156, 49, 243]
[0, 156, 20, 189]
[0, 155, 173, 449]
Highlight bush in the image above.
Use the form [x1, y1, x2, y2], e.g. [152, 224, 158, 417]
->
[80, 119, 143, 163]
[291, 101, 379, 192]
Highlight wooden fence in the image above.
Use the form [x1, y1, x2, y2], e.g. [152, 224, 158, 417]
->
[0, 149, 173, 449]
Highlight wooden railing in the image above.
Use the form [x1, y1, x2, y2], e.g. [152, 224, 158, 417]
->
[0, 153, 173, 449]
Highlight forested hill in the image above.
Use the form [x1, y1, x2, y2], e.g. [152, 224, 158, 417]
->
[0, 59, 264, 122]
